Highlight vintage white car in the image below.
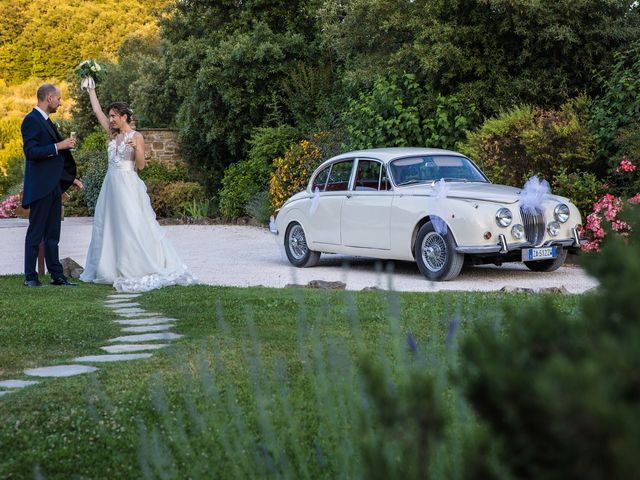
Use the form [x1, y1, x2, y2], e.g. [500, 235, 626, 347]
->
[271, 147, 583, 281]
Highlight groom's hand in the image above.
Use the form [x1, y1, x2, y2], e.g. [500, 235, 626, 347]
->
[73, 178, 84, 189]
[56, 138, 77, 150]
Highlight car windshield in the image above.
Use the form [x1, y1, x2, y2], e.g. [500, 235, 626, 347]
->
[389, 155, 488, 185]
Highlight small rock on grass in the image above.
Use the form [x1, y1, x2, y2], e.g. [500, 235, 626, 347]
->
[500, 286, 535, 293]
[286, 280, 346, 290]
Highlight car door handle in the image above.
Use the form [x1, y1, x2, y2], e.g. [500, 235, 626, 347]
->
[346, 193, 352, 198]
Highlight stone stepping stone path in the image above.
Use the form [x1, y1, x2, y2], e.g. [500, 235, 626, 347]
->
[25, 365, 98, 377]
[101, 344, 170, 354]
[0, 379, 39, 388]
[117, 312, 163, 318]
[74, 353, 153, 362]
[105, 302, 140, 309]
[108, 332, 184, 343]
[0, 292, 183, 400]
[121, 324, 174, 333]
[115, 317, 176, 326]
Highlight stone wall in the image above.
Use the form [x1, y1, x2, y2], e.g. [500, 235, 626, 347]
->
[138, 128, 183, 167]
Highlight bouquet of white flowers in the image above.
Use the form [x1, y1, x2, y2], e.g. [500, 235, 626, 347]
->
[75, 59, 105, 85]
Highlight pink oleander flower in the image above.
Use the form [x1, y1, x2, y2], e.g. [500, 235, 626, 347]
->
[581, 192, 638, 253]
[616, 158, 636, 173]
[0, 193, 20, 219]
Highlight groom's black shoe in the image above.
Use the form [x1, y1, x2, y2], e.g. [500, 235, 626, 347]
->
[24, 279, 43, 287]
[51, 277, 77, 286]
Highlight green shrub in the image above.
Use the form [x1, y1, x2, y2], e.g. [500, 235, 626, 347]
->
[180, 197, 218, 219]
[270, 137, 324, 210]
[245, 191, 272, 225]
[219, 158, 272, 219]
[219, 125, 299, 218]
[0, 153, 23, 198]
[79, 150, 108, 215]
[150, 181, 205, 217]
[551, 168, 605, 219]
[459, 206, 640, 479]
[591, 41, 640, 163]
[63, 188, 89, 217]
[342, 73, 477, 150]
[138, 160, 189, 184]
[459, 96, 598, 187]
[139, 161, 192, 216]
[78, 130, 108, 154]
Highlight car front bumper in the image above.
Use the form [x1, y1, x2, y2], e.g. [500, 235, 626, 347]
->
[456, 227, 586, 254]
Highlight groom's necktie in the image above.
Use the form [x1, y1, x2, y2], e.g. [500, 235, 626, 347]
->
[47, 118, 62, 141]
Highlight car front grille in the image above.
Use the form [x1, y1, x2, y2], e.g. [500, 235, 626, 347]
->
[520, 207, 545, 246]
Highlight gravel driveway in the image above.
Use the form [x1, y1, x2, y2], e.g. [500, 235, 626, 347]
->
[1, 217, 598, 293]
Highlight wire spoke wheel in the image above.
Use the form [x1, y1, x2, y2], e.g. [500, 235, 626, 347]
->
[421, 231, 448, 272]
[288, 224, 309, 260]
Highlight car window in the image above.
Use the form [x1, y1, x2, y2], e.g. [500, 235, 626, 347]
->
[390, 155, 488, 185]
[353, 160, 382, 191]
[312, 165, 331, 191]
[325, 160, 354, 191]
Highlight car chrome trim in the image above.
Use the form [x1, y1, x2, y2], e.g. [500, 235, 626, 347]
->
[571, 226, 586, 246]
[520, 207, 545, 245]
[499, 234, 508, 253]
[456, 237, 576, 254]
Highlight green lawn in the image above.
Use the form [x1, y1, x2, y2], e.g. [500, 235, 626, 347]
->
[0, 275, 582, 479]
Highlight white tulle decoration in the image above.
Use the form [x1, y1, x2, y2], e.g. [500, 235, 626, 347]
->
[309, 187, 320, 215]
[431, 178, 450, 234]
[433, 178, 450, 200]
[269, 215, 277, 233]
[519, 176, 551, 214]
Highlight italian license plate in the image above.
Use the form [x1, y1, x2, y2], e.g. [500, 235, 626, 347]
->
[522, 246, 556, 261]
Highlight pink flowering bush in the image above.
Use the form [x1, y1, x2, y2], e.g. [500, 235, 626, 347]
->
[582, 158, 639, 252]
[0, 193, 20, 218]
[616, 157, 636, 173]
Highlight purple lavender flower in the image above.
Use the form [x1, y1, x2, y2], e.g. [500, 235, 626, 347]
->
[446, 317, 459, 348]
[406, 332, 418, 354]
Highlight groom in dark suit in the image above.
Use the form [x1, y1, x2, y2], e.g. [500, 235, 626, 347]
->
[21, 83, 80, 287]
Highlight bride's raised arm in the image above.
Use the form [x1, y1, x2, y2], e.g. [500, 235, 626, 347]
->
[84, 78, 110, 133]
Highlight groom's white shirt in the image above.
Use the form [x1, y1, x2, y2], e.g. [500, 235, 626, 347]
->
[34, 106, 58, 154]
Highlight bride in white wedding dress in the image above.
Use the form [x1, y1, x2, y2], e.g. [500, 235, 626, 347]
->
[79, 78, 197, 292]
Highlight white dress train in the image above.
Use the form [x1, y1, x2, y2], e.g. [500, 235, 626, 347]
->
[80, 131, 197, 292]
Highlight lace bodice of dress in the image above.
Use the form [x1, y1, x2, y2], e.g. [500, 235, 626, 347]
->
[108, 130, 136, 169]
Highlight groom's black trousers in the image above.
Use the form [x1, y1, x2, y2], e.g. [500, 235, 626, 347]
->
[24, 185, 64, 281]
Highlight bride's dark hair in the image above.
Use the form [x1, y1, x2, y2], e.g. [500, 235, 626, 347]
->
[107, 101, 135, 136]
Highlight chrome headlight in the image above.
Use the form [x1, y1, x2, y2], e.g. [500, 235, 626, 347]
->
[511, 224, 525, 240]
[495, 208, 512, 227]
[547, 221, 561, 236]
[554, 203, 570, 223]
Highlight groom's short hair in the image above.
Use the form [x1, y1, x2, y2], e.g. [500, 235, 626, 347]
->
[37, 84, 58, 102]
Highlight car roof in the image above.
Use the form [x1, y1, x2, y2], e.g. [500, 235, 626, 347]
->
[326, 147, 466, 164]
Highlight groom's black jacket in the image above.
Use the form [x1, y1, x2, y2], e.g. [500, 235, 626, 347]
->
[21, 108, 76, 208]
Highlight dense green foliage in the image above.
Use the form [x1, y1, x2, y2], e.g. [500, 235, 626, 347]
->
[459, 206, 640, 478]
[550, 168, 606, 218]
[137, 0, 640, 197]
[343, 74, 476, 150]
[0, 0, 169, 85]
[3, 0, 640, 214]
[319, 0, 640, 114]
[459, 97, 598, 187]
[79, 150, 108, 215]
[69, 33, 170, 139]
[590, 41, 640, 163]
[219, 126, 299, 218]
